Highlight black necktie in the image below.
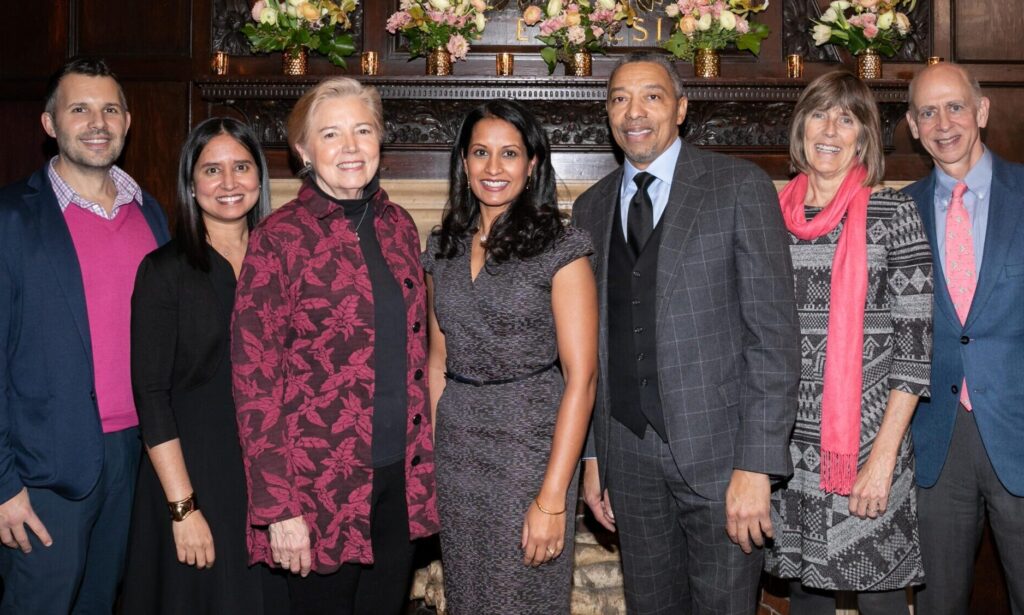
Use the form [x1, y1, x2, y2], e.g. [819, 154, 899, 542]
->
[627, 172, 656, 256]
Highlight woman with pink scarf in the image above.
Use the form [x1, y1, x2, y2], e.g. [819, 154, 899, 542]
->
[763, 71, 933, 615]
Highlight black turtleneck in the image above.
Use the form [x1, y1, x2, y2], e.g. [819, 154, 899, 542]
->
[313, 179, 407, 468]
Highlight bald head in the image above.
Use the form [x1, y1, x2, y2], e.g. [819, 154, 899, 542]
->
[908, 63, 983, 114]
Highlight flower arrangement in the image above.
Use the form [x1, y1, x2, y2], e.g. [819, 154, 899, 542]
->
[244, 0, 358, 66]
[521, 0, 633, 75]
[386, 0, 490, 62]
[811, 0, 915, 57]
[661, 0, 771, 62]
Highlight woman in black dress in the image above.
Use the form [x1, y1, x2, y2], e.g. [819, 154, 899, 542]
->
[122, 117, 286, 613]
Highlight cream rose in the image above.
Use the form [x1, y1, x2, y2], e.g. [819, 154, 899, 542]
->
[429, 0, 452, 10]
[547, 0, 563, 17]
[894, 12, 911, 35]
[679, 14, 698, 34]
[566, 11, 582, 26]
[812, 23, 832, 45]
[598, 0, 616, 9]
[665, 3, 680, 17]
[719, 10, 736, 30]
[300, 3, 320, 21]
[696, 12, 713, 31]
[475, 12, 486, 31]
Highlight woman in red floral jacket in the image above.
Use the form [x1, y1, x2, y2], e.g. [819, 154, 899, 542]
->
[231, 77, 438, 615]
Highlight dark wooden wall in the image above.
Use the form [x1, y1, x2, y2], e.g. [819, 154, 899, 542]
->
[0, 3, 1020, 612]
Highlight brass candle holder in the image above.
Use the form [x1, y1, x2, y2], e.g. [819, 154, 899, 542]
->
[211, 51, 229, 76]
[361, 51, 380, 76]
[927, 56, 944, 66]
[496, 52, 514, 76]
[786, 54, 803, 79]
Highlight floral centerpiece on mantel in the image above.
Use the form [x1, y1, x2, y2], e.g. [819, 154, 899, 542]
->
[662, 0, 770, 77]
[811, 0, 915, 59]
[386, 0, 490, 70]
[244, 0, 358, 70]
[521, 0, 634, 76]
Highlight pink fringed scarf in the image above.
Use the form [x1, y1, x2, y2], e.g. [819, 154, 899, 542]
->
[779, 165, 870, 495]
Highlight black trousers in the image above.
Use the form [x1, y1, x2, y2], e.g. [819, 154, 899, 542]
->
[286, 461, 415, 615]
[915, 407, 1024, 615]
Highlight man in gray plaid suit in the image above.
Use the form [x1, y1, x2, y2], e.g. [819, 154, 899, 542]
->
[573, 53, 800, 614]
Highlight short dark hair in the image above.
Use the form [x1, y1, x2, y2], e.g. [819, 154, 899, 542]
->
[175, 117, 272, 272]
[44, 57, 127, 116]
[789, 70, 885, 186]
[433, 99, 564, 265]
[609, 52, 685, 101]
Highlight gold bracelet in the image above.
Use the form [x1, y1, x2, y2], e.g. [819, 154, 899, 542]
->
[167, 492, 199, 522]
[534, 497, 566, 515]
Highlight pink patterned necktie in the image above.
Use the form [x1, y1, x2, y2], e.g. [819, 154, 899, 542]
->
[945, 181, 975, 410]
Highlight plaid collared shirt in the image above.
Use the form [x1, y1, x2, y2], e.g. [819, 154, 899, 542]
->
[47, 156, 144, 220]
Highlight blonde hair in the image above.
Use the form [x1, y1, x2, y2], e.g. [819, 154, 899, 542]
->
[789, 71, 885, 186]
[286, 77, 383, 159]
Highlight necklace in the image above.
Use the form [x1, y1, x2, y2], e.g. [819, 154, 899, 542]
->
[353, 203, 371, 239]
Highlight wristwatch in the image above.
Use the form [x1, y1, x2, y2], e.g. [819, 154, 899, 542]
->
[167, 492, 199, 522]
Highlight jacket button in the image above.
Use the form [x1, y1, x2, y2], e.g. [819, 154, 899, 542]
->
[640, 378, 648, 387]
[633, 326, 644, 334]
[412, 321, 421, 333]
[960, 335, 970, 344]
[414, 369, 424, 380]
[951, 385, 959, 394]
[411, 455, 421, 466]
[412, 414, 422, 425]
[90, 390, 97, 401]
[637, 352, 645, 361]
[631, 299, 640, 306]
[632, 270, 641, 278]
[404, 278, 414, 289]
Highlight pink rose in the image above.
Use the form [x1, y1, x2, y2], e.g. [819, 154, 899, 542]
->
[567, 24, 586, 45]
[735, 15, 749, 33]
[863, 23, 879, 38]
[446, 33, 470, 60]
[523, 5, 543, 25]
[251, 0, 266, 21]
[591, 25, 605, 38]
[386, 11, 412, 33]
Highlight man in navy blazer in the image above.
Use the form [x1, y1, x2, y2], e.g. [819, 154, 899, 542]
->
[904, 62, 1024, 613]
[0, 58, 168, 612]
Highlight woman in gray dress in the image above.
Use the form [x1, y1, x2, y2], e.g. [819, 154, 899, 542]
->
[764, 71, 933, 614]
[423, 99, 597, 613]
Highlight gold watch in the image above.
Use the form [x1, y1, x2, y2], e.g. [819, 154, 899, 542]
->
[167, 492, 199, 522]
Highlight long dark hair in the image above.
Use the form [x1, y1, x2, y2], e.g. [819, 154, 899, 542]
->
[433, 99, 564, 263]
[175, 117, 271, 271]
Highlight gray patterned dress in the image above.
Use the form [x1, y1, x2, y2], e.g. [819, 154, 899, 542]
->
[765, 189, 933, 590]
[422, 226, 593, 614]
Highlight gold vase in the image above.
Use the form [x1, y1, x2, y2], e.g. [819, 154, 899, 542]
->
[565, 51, 592, 77]
[857, 49, 883, 79]
[426, 47, 453, 76]
[694, 48, 720, 78]
[282, 47, 308, 76]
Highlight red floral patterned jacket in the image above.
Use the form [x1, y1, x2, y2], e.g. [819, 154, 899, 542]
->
[231, 183, 438, 572]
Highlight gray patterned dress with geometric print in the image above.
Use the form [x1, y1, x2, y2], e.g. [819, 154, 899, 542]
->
[422, 226, 593, 614]
[765, 189, 933, 591]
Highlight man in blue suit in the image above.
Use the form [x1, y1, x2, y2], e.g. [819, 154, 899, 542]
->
[0, 58, 168, 612]
[904, 62, 1024, 614]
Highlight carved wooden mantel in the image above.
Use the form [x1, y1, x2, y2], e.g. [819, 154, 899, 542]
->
[197, 76, 912, 181]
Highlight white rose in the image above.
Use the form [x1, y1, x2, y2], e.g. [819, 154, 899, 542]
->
[286, 0, 303, 6]
[547, 0, 563, 17]
[831, 0, 851, 9]
[820, 7, 838, 23]
[475, 12, 486, 31]
[812, 23, 833, 45]
[877, 10, 894, 29]
[697, 12, 713, 31]
[719, 10, 736, 30]
[429, 0, 451, 10]
[598, 0, 616, 9]
[260, 6, 279, 25]
[665, 3, 680, 17]
[894, 12, 911, 35]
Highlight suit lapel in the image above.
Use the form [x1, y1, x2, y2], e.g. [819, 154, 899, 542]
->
[965, 157, 1023, 329]
[29, 171, 94, 363]
[656, 144, 706, 319]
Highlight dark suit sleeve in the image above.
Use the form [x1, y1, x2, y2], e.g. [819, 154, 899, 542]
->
[571, 197, 599, 460]
[732, 170, 800, 477]
[131, 255, 181, 449]
[0, 253, 24, 502]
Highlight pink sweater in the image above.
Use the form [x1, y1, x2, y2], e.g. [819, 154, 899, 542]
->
[64, 203, 157, 432]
